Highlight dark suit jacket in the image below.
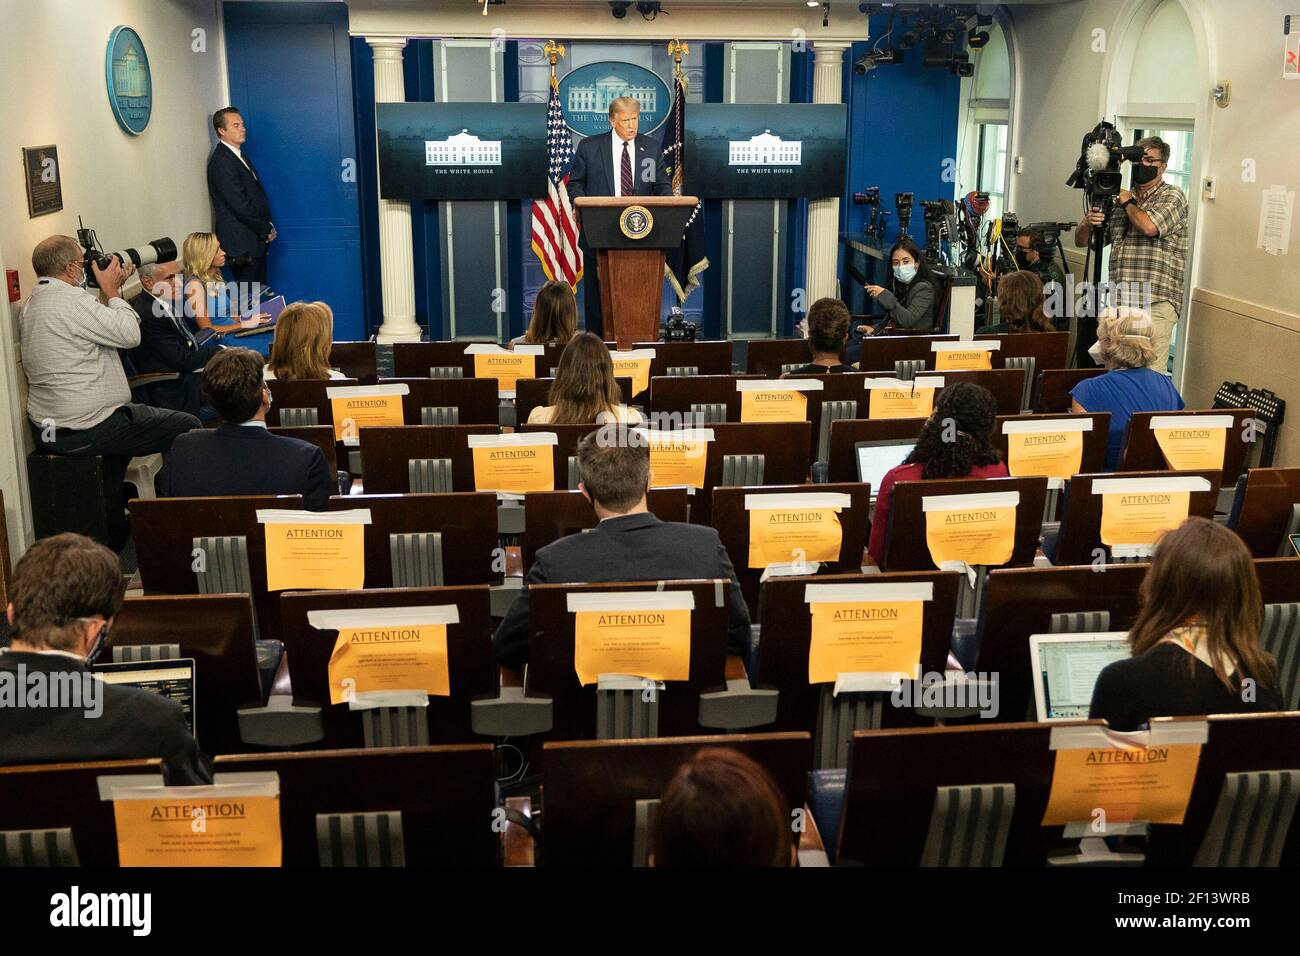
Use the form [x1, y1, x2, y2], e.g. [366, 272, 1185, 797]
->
[492, 512, 751, 669]
[567, 132, 673, 201]
[0, 651, 211, 784]
[158, 424, 333, 511]
[127, 291, 223, 417]
[207, 143, 272, 258]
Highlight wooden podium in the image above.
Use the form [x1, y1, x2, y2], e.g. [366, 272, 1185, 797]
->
[574, 195, 699, 349]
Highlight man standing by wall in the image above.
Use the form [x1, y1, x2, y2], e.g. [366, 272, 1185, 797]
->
[567, 96, 672, 339]
[207, 107, 275, 313]
[1074, 136, 1188, 372]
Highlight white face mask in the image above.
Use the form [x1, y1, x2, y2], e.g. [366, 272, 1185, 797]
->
[893, 263, 918, 284]
[1088, 338, 1105, 366]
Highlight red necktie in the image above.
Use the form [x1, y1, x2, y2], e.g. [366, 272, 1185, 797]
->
[620, 140, 634, 196]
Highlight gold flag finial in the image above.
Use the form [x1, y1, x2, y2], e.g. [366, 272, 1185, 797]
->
[667, 39, 689, 66]
[543, 40, 566, 75]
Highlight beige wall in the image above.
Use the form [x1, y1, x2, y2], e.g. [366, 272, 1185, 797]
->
[1009, 0, 1300, 464]
[0, 0, 228, 562]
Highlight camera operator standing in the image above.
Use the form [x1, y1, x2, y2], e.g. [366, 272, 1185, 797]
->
[20, 236, 199, 457]
[1074, 136, 1188, 373]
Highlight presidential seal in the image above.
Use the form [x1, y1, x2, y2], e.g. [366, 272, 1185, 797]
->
[619, 205, 654, 240]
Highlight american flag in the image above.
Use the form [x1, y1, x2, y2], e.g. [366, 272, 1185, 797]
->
[531, 75, 583, 288]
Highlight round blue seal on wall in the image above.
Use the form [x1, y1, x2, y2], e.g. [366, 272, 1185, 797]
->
[558, 61, 669, 138]
[106, 26, 152, 135]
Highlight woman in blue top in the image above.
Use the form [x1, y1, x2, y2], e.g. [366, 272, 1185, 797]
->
[1071, 307, 1184, 470]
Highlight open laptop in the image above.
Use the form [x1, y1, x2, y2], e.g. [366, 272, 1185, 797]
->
[1028, 632, 1130, 722]
[91, 658, 197, 741]
[855, 439, 916, 499]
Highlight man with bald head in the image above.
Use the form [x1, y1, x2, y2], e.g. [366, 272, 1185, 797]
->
[567, 95, 672, 338]
[19, 235, 199, 457]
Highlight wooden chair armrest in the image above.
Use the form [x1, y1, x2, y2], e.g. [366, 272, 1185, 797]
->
[724, 654, 749, 683]
[500, 665, 524, 689]
[798, 801, 830, 867]
[502, 796, 535, 867]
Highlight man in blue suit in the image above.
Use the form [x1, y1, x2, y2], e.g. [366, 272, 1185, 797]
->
[158, 347, 333, 510]
[567, 96, 673, 339]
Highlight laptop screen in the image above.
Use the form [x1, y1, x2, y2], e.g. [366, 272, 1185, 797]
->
[92, 659, 197, 740]
[855, 441, 916, 493]
[1033, 636, 1130, 721]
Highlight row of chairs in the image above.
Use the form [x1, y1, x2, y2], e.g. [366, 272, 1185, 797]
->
[330, 332, 1072, 382]
[6, 709, 1297, 866]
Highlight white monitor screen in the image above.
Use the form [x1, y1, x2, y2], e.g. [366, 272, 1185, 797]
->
[1034, 636, 1130, 721]
[856, 442, 915, 493]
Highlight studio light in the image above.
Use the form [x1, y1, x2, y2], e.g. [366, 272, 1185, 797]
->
[967, 28, 990, 49]
[609, 1, 630, 18]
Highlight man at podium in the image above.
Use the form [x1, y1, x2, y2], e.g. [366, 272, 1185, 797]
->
[568, 96, 672, 338]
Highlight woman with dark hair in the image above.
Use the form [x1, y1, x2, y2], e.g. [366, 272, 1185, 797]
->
[859, 236, 941, 335]
[527, 331, 642, 425]
[1089, 518, 1282, 731]
[510, 280, 578, 348]
[976, 270, 1055, 334]
[651, 747, 795, 867]
[866, 382, 1008, 564]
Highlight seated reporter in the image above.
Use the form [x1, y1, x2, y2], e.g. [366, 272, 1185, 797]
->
[652, 748, 795, 868]
[527, 332, 643, 425]
[1089, 518, 1282, 732]
[975, 270, 1054, 335]
[128, 260, 225, 419]
[0, 533, 211, 784]
[867, 382, 1008, 565]
[492, 432, 751, 670]
[1070, 306, 1184, 471]
[510, 279, 578, 348]
[264, 301, 347, 380]
[21, 235, 199, 458]
[158, 347, 333, 510]
[785, 298, 855, 375]
[858, 237, 939, 336]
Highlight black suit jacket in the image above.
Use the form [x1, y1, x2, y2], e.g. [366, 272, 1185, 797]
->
[492, 512, 751, 669]
[567, 132, 673, 201]
[0, 651, 211, 784]
[158, 424, 333, 511]
[207, 143, 272, 258]
[127, 291, 223, 417]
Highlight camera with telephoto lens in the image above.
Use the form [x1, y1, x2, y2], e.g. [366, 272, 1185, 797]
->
[76, 217, 176, 301]
[662, 308, 697, 343]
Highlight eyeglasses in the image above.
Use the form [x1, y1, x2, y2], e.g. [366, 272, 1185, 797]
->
[1139, 155, 1164, 166]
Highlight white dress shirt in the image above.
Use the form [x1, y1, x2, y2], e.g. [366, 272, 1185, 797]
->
[611, 133, 637, 198]
[222, 140, 256, 178]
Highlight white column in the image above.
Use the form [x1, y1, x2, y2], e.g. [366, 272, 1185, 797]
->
[368, 37, 421, 343]
[804, 42, 850, 305]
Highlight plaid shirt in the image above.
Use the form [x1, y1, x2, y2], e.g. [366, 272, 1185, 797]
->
[1106, 180, 1188, 308]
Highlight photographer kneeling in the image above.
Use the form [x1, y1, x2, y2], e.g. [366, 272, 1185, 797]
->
[20, 235, 200, 457]
[1074, 136, 1188, 373]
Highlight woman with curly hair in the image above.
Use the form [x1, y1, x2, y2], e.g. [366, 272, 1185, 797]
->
[866, 381, 1008, 565]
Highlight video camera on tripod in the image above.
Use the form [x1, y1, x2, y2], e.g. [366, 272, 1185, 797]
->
[852, 186, 889, 244]
[1065, 120, 1147, 216]
[919, 199, 957, 264]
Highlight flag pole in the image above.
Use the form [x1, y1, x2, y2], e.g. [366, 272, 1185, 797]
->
[543, 39, 565, 78]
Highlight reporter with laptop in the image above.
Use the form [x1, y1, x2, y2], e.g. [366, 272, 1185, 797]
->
[1088, 518, 1282, 731]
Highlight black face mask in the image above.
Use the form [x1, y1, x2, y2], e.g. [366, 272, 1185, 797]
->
[1133, 162, 1160, 186]
[1014, 250, 1031, 269]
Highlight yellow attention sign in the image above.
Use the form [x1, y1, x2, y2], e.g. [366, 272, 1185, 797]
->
[1099, 491, 1191, 546]
[1007, 431, 1085, 480]
[740, 389, 808, 423]
[869, 387, 935, 420]
[328, 623, 450, 703]
[1041, 743, 1203, 825]
[472, 444, 554, 493]
[330, 393, 404, 442]
[747, 507, 843, 569]
[474, 352, 536, 395]
[924, 506, 1017, 566]
[648, 437, 709, 489]
[114, 795, 282, 867]
[572, 608, 692, 686]
[807, 601, 924, 684]
[264, 522, 366, 591]
[934, 349, 993, 371]
[611, 356, 653, 396]
[1154, 427, 1227, 472]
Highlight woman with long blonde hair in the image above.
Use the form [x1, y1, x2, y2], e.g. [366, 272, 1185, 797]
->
[527, 332, 641, 425]
[266, 301, 345, 380]
[181, 231, 262, 333]
[511, 280, 578, 347]
[1089, 518, 1282, 731]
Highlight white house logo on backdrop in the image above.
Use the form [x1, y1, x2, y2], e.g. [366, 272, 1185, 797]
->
[558, 61, 669, 137]
[105, 25, 153, 136]
[425, 130, 503, 166]
[729, 130, 803, 166]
